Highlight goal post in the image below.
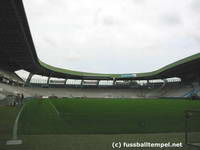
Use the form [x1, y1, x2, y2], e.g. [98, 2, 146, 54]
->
[185, 110, 200, 147]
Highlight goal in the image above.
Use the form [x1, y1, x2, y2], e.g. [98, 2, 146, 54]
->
[185, 110, 200, 147]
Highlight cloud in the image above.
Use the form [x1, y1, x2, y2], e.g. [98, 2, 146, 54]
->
[43, 37, 57, 47]
[130, 0, 146, 4]
[160, 14, 182, 26]
[190, 0, 200, 13]
[23, 0, 200, 74]
[65, 51, 81, 61]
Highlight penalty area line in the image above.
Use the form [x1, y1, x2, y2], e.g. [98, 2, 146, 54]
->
[12, 103, 26, 140]
[47, 100, 60, 116]
[6, 102, 30, 145]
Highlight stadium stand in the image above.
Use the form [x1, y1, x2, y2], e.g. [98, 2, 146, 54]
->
[0, 81, 199, 99]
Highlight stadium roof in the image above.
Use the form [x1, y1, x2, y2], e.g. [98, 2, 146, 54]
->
[0, 0, 200, 81]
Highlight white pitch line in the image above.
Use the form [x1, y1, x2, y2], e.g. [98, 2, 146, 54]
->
[12, 103, 26, 140]
[48, 100, 60, 116]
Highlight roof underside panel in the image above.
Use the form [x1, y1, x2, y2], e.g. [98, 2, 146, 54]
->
[0, 0, 199, 80]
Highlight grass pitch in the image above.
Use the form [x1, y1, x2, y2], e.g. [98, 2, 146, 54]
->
[1, 98, 200, 150]
[0, 106, 20, 140]
[18, 98, 200, 134]
[1, 133, 199, 150]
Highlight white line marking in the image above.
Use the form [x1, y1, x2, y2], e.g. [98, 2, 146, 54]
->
[48, 100, 60, 116]
[12, 104, 26, 140]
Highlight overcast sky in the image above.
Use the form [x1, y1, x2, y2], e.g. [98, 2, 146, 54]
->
[23, 0, 200, 74]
